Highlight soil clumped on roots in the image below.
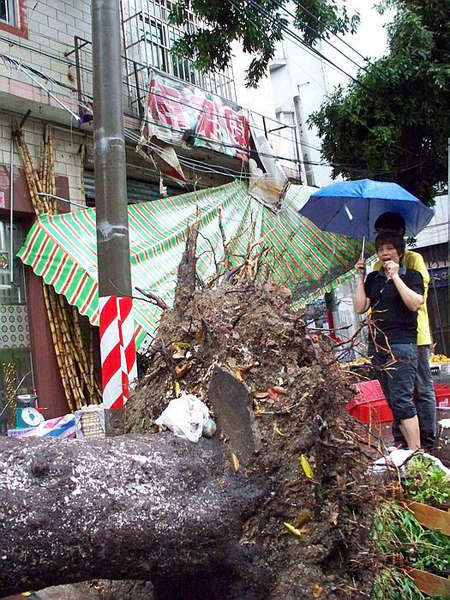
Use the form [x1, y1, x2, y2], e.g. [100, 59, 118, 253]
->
[125, 270, 377, 599]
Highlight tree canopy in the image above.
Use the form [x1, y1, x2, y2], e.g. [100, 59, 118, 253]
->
[171, 0, 447, 205]
[169, 0, 359, 87]
[309, 0, 449, 205]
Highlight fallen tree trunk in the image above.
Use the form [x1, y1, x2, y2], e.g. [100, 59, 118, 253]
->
[0, 433, 269, 599]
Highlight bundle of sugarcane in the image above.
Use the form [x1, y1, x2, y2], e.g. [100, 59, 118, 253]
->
[71, 305, 102, 399]
[55, 292, 94, 408]
[16, 126, 102, 411]
[13, 129, 45, 216]
[2, 362, 17, 426]
[41, 283, 75, 411]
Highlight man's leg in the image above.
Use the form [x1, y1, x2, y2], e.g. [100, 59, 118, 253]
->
[386, 344, 420, 450]
[414, 345, 437, 450]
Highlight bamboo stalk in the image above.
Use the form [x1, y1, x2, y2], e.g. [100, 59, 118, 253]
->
[55, 295, 86, 409]
[42, 126, 49, 196]
[71, 305, 96, 399]
[39, 139, 45, 182]
[48, 129, 56, 204]
[52, 292, 82, 409]
[14, 135, 40, 215]
[49, 290, 77, 410]
[79, 144, 86, 206]
[54, 297, 83, 410]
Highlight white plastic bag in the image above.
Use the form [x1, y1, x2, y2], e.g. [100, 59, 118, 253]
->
[155, 394, 210, 442]
[370, 449, 450, 476]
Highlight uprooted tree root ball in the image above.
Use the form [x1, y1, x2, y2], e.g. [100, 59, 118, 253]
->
[123, 232, 380, 599]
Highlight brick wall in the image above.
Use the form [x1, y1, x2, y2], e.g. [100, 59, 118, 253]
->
[0, 112, 87, 207]
[1, 0, 92, 62]
[0, 0, 93, 110]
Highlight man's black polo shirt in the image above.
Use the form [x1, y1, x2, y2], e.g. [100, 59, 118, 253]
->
[364, 265, 424, 344]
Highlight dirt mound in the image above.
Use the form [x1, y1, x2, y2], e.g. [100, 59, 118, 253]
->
[125, 275, 377, 599]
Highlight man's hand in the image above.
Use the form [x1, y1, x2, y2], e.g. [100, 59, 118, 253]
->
[355, 258, 366, 278]
[384, 260, 399, 280]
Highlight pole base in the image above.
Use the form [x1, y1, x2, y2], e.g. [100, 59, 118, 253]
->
[104, 408, 124, 436]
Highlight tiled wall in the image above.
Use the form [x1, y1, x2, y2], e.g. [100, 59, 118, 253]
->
[0, 0, 93, 109]
[0, 112, 86, 207]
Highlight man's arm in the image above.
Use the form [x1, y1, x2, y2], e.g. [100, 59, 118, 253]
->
[406, 251, 430, 304]
[353, 260, 370, 313]
[405, 251, 430, 286]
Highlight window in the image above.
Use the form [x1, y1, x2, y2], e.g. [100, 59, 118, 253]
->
[168, 28, 198, 86]
[0, 220, 34, 423]
[121, 0, 235, 102]
[0, 0, 27, 38]
[139, 15, 168, 73]
[0, 0, 16, 26]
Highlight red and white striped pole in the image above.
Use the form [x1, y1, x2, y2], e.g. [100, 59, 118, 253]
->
[92, 0, 134, 434]
[99, 296, 137, 411]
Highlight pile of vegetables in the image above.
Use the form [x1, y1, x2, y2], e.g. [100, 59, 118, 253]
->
[372, 455, 450, 600]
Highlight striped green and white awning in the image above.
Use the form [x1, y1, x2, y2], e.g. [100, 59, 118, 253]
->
[18, 180, 361, 353]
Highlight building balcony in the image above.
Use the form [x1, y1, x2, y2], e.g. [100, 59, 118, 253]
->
[0, 8, 300, 191]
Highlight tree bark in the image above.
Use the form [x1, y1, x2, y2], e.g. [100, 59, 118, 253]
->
[0, 433, 269, 599]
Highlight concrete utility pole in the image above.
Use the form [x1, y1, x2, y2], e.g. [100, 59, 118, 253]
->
[91, 0, 133, 435]
[293, 93, 316, 187]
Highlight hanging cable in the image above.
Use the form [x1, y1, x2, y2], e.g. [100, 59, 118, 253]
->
[292, 0, 370, 63]
[228, 0, 417, 160]
[235, 0, 361, 84]
[268, 0, 367, 72]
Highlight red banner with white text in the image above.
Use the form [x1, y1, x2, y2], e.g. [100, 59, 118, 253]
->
[141, 71, 249, 162]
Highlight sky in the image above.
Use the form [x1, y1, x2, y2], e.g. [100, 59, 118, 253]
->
[232, 2, 393, 185]
[323, 0, 391, 89]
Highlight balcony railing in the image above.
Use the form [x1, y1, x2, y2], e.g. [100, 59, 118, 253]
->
[120, 0, 236, 105]
[0, 28, 300, 179]
[66, 33, 300, 176]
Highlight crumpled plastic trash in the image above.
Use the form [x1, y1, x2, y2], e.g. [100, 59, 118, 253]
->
[155, 393, 210, 442]
[370, 449, 450, 476]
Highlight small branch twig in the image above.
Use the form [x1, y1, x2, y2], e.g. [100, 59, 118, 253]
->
[135, 286, 169, 310]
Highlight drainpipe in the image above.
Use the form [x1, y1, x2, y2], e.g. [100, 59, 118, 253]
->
[293, 92, 316, 187]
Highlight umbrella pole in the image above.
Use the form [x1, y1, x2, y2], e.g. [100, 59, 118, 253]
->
[360, 236, 365, 260]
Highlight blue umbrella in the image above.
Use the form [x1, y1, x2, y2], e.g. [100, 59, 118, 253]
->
[299, 179, 434, 241]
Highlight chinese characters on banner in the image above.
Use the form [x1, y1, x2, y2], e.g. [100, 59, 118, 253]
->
[140, 71, 250, 163]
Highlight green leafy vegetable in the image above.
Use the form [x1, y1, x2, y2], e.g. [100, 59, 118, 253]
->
[403, 455, 450, 506]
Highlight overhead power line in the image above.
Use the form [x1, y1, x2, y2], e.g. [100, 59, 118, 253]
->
[230, 0, 418, 160]
[241, 0, 361, 84]
[293, 0, 370, 63]
[269, 0, 367, 73]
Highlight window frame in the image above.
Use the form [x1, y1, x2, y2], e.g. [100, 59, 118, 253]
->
[0, 0, 28, 39]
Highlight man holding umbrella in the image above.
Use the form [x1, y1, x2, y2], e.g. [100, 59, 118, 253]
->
[353, 233, 424, 450]
[373, 212, 436, 451]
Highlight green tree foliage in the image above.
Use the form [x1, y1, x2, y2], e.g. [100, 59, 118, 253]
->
[169, 0, 359, 87]
[309, 0, 449, 205]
